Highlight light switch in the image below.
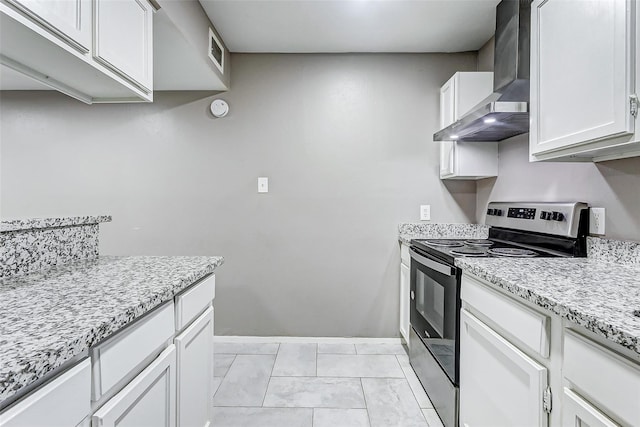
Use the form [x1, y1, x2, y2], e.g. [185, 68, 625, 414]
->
[258, 177, 268, 193]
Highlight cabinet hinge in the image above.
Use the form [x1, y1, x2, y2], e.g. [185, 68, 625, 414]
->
[543, 387, 552, 414]
[631, 94, 639, 118]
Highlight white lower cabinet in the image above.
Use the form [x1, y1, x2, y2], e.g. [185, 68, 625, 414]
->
[175, 306, 214, 427]
[0, 273, 217, 427]
[92, 345, 177, 427]
[562, 388, 619, 427]
[461, 272, 640, 427]
[399, 262, 410, 346]
[459, 309, 549, 427]
[399, 244, 410, 346]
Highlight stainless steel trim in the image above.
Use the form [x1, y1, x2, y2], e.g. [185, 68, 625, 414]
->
[433, 100, 529, 142]
[410, 249, 455, 276]
[410, 328, 458, 427]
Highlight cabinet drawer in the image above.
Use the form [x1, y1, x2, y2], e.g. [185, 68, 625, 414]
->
[461, 274, 550, 357]
[562, 387, 619, 427]
[563, 330, 640, 427]
[92, 345, 176, 427]
[92, 302, 174, 401]
[175, 274, 215, 331]
[0, 359, 91, 427]
[400, 244, 410, 266]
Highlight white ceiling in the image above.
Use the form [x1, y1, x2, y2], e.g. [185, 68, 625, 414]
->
[199, 0, 499, 53]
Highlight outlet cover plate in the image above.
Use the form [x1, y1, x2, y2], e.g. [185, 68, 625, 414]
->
[589, 207, 605, 235]
[420, 205, 431, 221]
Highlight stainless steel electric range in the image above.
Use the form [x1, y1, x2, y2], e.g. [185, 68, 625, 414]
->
[408, 202, 590, 427]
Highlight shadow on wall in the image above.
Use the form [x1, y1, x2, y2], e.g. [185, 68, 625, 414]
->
[594, 157, 640, 240]
[441, 179, 476, 221]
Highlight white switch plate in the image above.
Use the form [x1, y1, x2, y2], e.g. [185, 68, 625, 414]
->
[420, 205, 431, 221]
[258, 177, 268, 193]
[589, 207, 605, 235]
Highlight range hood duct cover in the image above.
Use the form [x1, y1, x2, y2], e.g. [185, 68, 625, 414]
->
[434, 0, 531, 142]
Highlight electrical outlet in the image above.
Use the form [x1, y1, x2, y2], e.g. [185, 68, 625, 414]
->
[258, 177, 268, 193]
[420, 205, 431, 221]
[589, 208, 605, 235]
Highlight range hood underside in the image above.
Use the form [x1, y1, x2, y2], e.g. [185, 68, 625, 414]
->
[433, 101, 529, 142]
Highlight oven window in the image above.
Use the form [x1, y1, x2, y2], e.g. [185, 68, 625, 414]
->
[415, 270, 445, 338]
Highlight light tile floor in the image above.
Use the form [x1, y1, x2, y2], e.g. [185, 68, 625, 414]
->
[212, 340, 445, 427]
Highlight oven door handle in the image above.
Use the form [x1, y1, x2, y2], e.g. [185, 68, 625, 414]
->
[410, 249, 455, 276]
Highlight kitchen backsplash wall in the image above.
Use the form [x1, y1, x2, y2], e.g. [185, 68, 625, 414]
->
[476, 134, 640, 241]
[0, 52, 478, 337]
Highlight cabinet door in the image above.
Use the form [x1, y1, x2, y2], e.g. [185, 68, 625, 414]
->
[6, 0, 91, 52]
[562, 388, 620, 427]
[459, 309, 548, 427]
[94, 0, 153, 91]
[399, 262, 410, 345]
[530, 0, 635, 155]
[92, 345, 176, 427]
[175, 306, 214, 427]
[439, 76, 457, 176]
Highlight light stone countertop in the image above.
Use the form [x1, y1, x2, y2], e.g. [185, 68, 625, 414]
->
[1, 215, 112, 232]
[0, 255, 224, 405]
[455, 257, 640, 355]
[398, 223, 489, 245]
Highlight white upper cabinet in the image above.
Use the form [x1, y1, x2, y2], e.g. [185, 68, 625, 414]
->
[5, 0, 91, 52]
[438, 72, 498, 180]
[94, 0, 153, 91]
[0, 0, 155, 103]
[530, 0, 639, 162]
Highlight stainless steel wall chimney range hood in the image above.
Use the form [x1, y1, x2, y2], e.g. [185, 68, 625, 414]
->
[434, 0, 530, 142]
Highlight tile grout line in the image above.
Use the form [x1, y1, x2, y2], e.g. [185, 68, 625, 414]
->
[260, 345, 279, 408]
[359, 377, 373, 427]
[396, 354, 429, 413]
[314, 343, 318, 377]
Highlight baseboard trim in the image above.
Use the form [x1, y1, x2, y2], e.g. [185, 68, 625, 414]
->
[213, 336, 404, 344]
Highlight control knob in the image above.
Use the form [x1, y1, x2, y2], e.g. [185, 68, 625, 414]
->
[540, 211, 551, 220]
[552, 211, 564, 221]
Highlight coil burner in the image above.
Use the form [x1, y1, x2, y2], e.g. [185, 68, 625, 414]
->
[463, 239, 494, 247]
[425, 240, 464, 247]
[488, 248, 538, 257]
[449, 248, 488, 257]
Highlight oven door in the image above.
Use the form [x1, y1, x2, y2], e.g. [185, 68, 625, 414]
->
[410, 247, 460, 385]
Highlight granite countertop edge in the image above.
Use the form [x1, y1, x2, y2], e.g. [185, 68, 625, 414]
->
[0, 255, 224, 405]
[455, 258, 640, 355]
[1, 215, 113, 232]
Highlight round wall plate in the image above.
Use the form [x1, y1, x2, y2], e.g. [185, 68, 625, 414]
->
[210, 99, 229, 118]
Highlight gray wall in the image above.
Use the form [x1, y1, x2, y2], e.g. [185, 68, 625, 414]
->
[477, 37, 494, 72]
[0, 53, 478, 337]
[475, 36, 640, 241]
[476, 134, 640, 241]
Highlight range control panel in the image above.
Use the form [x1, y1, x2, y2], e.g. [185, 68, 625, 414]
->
[485, 202, 588, 238]
[507, 207, 537, 220]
